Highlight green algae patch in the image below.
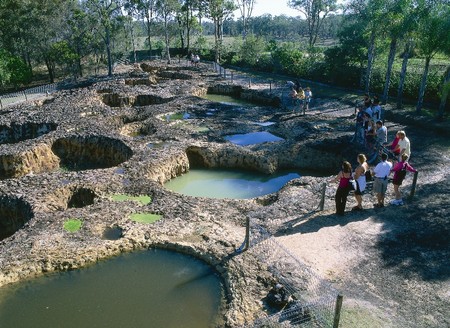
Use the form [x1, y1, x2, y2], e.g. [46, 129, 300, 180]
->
[129, 213, 162, 224]
[110, 194, 152, 205]
[63, 219, 83, 232]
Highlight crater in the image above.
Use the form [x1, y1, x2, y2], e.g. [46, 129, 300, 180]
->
[52, 135, 133, 171]
[0, 195, 34, 241]
[0, 122, 57, 145]
[101, 93, 173, 107]
[68, 188, 97, 208]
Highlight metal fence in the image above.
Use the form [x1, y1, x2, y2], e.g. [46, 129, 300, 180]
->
[0, 83, 58, 109]
[211, 62, 308, 112]
[235, 182, 342, 328]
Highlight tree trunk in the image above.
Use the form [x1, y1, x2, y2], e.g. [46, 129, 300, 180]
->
[397, 40, 413, 109]
[164, 17, 171, 63]
[437, 66, 450, 120]
[145, 11, 152, 57]
[382, 38, 397, 104]
[44, 58, 55, 83]
[364, 30, 376, 93]
[105, 26, 113, 76]
[416, 56, 431, 113]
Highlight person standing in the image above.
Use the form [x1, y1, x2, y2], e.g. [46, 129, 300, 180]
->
[375, 120, 387, 144]
[333, 161, 353, 216]
[390, 154, 417, 205]
[304, 87, 312, 111]
[352, 154, 369, 211]
[397, 130, 411, 160]
[372, 153, 392, 208]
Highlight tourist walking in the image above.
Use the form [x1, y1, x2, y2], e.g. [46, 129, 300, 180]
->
[372, 153, 392, 208]
[390, 154, 417, 206]
[333, 161, 353, 216]
[352, 154, 370, 211]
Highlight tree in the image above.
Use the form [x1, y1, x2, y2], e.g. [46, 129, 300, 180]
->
[415, 2, 449, 112]
[0, 49, 32, 89]
[235, 0, 255, 39]
[85, 0, 124, 76]
[380, 0, 415, 104]
[207, 0, 236, 63]
[128, 0, 157, 57]
[288, 0, 338, 47]
[155, 0, 181, 63]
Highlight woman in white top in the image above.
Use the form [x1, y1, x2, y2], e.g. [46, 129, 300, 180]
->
[352, 154, 370, 210]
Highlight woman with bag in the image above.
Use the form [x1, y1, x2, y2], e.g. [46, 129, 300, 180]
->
[390, 154, 417, 206]
[333, 161, 353, 216]
[352, 154, 370, 211]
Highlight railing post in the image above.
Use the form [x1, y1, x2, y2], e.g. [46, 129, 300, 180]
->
[244, 216, 250, 251]
[0, 96, 2, 110]
[231, 72, 234, 83]
[23, 90, 28, 101]
[408, 171, 419, 200]
[269, 81, 272, 93]
[319, 182, 327, 211]
[223, 69, 226, 78]
[249, 78, 251, 88]
[333, 294, 344, 328]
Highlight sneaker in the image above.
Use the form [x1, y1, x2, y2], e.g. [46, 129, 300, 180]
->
[390, 199, 400, 205]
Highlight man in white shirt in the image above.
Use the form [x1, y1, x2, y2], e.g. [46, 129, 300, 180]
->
[372, 153, 392, 208]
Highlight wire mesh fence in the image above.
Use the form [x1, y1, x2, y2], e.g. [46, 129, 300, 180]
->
[0, 83, 58, 109]
[211, 62, 300, 111]
[237, 181, 342, 328]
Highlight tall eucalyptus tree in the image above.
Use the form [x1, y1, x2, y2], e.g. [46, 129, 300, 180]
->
[415, 1, 448, 112]
[84, 0, 124, 76]
[155, 0, 181, 63]
[288, 0, 338, 47]
[207, 0, 236, 63]
[235, 0, 255, 39]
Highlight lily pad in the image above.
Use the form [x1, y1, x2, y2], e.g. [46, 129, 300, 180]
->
[110, 194, 152, 205]
[63, 219, 83, 232]
[129, 213, 162, 224]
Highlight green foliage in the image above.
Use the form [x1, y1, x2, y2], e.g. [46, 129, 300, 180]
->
[63, 218, 83, 233]
[129, 213, 162, 224]
[0, 49, 32, 88]
[238, 35, 266, 67]
[110, 194, 152, 205]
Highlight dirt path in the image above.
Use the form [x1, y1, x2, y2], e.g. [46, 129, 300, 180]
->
[275, 105, 450, 327]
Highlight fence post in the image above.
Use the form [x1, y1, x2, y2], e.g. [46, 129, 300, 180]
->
[333, 294, 344, 328]
[269, 81, 272, 93]
[0, 96, 2, 110]
[23, 90, 28, 101]
[319, 182, 327, 211]
[408, 171, 419, 200]
[249, 78, 251, 88]
[231, 72, 234, 83]
[223, 69, 226, 79]
[236, 217, 250, 253]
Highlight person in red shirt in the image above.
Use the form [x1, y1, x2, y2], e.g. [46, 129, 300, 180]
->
[390, 154, 417, 206]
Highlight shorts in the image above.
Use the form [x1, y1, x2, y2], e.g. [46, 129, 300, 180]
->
[392, 178, 404, 186]
[354, 180, 364, 195]
[373, 177, 388, 195]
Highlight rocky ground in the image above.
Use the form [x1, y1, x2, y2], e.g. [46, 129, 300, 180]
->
[0, 61, 448, 327]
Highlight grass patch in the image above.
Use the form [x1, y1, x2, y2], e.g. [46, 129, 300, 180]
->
[169, 113, 185, 120]
[129, 213, 162, 224]
[63, 218, 83, 233]
[110, 194, 152, 205]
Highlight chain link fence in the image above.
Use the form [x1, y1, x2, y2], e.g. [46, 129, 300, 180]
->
[0, 83, 58, 109]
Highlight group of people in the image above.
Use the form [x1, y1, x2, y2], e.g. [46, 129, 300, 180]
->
[332, 93, 417, 215]
[333, 150, 417, 216]
[287, 80, 312, 114]
[190, 53, 200, 66]
[353, 94, 385, 149]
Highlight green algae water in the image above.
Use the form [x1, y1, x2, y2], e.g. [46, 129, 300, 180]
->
[165, 168, 300, 199]
[0, 249, 224, 328]
[202, 93, 252, 106]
